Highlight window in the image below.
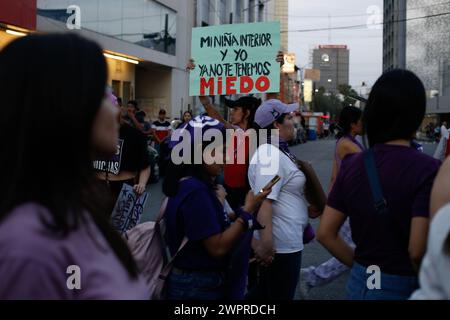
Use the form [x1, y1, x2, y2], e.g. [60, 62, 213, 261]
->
[202, 0, 210, 24]
[123, 81, 132, 105]
[249, 0, 255, 22]
[112, 80, 121, 98]
[258, 1, 264, 22]
[444, 62, 450, 93]
[38, 0, 177, 55]
[220, 0, 227, 24]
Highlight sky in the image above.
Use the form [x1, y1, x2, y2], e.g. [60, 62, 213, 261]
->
[287, 0, 384, 91]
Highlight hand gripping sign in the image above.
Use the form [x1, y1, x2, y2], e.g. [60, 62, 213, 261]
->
[189, 22, 281, 96]
[111, 184, 149, 234]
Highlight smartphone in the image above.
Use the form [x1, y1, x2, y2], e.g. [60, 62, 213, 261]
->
[261, 175, 281, 192]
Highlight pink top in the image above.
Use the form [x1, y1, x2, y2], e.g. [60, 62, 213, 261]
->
[0, 203, 148, 300]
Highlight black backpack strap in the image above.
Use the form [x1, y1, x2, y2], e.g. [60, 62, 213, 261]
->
[363, 148, 412, 248]
[363, 149, 388, 215]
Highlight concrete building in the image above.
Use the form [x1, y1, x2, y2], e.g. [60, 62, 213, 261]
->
[312, 45, 350, 93]
[267, 0, 288, 51]
[266, 0, 297, 104]
[382, 0, 407, 72]
[195, 0, 287, 34]
[406, 0, 450, 121]
[381, 0, 450, 123]
[36, 0, 195, 122]
[0, 0, 36, 50]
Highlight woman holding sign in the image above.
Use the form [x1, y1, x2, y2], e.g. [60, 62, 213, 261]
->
[187, 52, 283, 210]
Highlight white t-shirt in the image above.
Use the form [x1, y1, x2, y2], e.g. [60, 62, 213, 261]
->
[248, 143, 309, 253]
[410, 203, 450, 300]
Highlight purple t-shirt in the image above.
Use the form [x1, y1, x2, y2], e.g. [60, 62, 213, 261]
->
[328, 144, 441, 276]
[165, 177, 231, 271]
[0, 203, 148, 300]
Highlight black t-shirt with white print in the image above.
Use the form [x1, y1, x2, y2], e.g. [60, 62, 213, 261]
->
[93, 123, 150, 175]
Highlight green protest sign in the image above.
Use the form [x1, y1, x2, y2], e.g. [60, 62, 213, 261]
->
[189, 21, 280, 96]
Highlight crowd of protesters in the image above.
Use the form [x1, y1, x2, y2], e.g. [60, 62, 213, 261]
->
[2, 33, 450, 301]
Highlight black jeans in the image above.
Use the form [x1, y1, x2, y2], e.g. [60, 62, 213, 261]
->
[246, 251, 302, 300]
[167, 268, 226, 300]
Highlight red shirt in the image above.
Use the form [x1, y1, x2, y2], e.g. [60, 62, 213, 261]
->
[224, 129, 250, 188]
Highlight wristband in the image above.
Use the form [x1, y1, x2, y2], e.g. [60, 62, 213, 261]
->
[235, 208, 264, 231]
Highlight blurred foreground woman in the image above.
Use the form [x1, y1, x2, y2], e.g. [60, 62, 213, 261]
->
[0, 34, 147, 299]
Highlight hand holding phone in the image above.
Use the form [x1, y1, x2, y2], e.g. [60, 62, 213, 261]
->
[260, 175, 281, 193]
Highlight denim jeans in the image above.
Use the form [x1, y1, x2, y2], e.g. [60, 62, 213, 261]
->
[346, 262, 418, 300]
[246, 251, 302, 300]
[167, 269, 226, 300]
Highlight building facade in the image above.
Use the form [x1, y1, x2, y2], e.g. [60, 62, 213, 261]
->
[36, 0, 195, 122]
[267, 0, 288, 51]
[266, 0, 297, 104]
[1, 0, 294, 120]
[312, 45, 350, 93]
[382, 0, 407, 72]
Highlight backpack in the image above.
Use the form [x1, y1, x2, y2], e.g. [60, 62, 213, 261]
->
[124, 197, 188, 300]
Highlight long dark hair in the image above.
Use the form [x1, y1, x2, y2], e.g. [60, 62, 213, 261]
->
[363, 69, 426, 148]
[0, 34, 138, 278]
[183, 110, 193, 121]
[336, 106, 362, 139]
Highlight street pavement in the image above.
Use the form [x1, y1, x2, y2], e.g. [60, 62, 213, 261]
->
[141, 138, 438, 300]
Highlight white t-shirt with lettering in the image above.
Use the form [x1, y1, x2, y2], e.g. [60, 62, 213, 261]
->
[248, 143, 309, 253]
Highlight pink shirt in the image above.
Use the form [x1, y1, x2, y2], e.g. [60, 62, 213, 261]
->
[0, 203, 148, 300]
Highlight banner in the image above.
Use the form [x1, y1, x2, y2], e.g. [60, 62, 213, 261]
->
[189, 22, 280, 96]
[304, 79, 313, 103]
[111, 184, 149, 234]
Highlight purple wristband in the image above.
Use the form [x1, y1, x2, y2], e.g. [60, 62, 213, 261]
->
[235, 208, 264, 231]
